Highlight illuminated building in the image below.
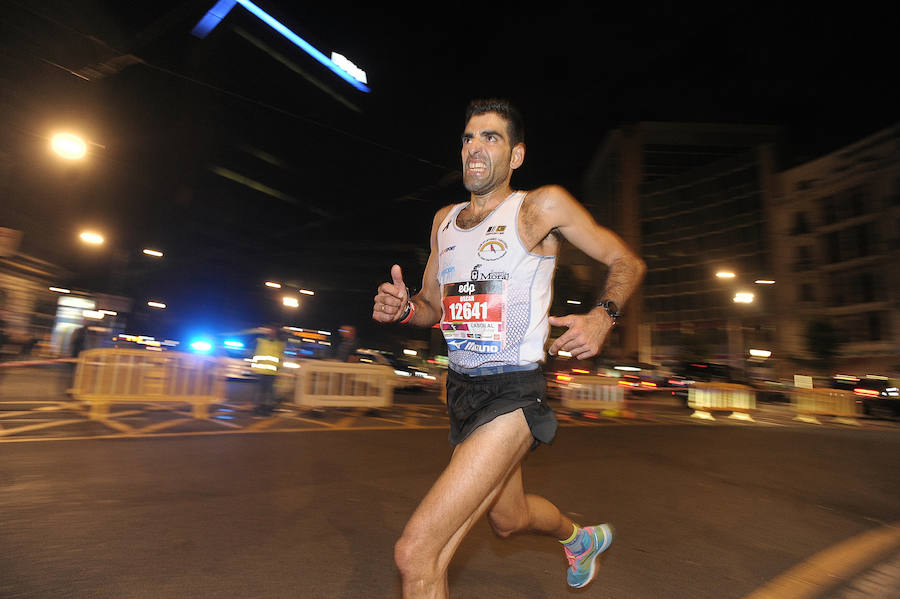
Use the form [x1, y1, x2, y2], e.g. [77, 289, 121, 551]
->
[770, 123, 900, 375]
[581, 122, 779, 370]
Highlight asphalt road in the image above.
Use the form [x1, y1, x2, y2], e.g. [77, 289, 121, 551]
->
[1, 365, 899, 598]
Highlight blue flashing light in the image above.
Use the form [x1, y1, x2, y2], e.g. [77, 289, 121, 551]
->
[223, 340, 245, 349]
[191, 0, 370, 93]
[191, 0, 237, 38]
[190, 340, 213, 352]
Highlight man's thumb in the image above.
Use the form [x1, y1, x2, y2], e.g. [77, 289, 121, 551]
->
[548, 315, 567, 327]
[391, 264, 405, 290]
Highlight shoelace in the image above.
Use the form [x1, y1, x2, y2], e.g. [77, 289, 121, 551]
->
[564, 534, 596, 570]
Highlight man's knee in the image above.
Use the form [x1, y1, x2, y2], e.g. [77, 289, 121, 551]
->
[394, 531, 435, 581]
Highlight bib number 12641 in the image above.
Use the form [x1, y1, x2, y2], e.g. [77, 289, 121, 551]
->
[448, 301, 488, 321]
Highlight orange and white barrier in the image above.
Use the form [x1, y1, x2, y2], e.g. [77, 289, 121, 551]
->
[293, 360, 393, 410]
[791, 388, 862, 425]
[560, 376, 630, 415]
[688, 382, 756, 421]
[71, 348, 224, 419]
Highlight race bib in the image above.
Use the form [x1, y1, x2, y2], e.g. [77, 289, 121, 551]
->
[440, 280, 505, 354]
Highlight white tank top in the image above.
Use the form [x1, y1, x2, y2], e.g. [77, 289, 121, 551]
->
[436, 191, 556, 369]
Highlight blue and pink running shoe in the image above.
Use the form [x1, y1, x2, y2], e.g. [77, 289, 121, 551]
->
[564, 523, 614, 588]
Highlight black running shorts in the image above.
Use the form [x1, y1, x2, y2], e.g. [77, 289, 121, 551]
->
[446, 367, 558, 449]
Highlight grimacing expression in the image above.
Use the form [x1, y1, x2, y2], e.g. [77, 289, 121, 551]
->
[461, 112, 522, 195]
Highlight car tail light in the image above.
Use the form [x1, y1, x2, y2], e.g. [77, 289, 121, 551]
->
[572, 368, 590, 374]
[853, 388, 880, 397]
[641, 381, 657, 388]
[556, 374, 572, 382]
[668, 379, 685, 386]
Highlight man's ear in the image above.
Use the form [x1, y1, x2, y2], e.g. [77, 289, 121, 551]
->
[510, 143, 525, 170]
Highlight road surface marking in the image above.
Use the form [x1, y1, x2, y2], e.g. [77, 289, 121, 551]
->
[0, 418, 86, 437]
[743, 521, 900, 599]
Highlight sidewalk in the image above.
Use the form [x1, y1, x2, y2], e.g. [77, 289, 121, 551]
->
[824, 548, 900, 598]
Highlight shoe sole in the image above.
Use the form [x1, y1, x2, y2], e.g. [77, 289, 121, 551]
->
[570, 523, 614, 589]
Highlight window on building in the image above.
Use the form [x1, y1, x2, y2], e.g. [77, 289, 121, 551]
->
[860, 272, 878, 303]
[840, 186, 866, 218]
[821, 195, 838, 225]
[793, 245, 813, 271]
[867, 312, 882, 341]
[829, 272, 846, 306]
[826, 232, 841, 264]
[791, 212, 810, 235]
[800, 283, 815, 302]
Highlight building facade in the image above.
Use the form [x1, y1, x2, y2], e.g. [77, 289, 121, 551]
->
[770, 123, 900, 376]
[580, 122, 779, 370]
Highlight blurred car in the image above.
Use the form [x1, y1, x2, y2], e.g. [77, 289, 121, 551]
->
[544, 358, 597, 399]
[350, 348, 438, 391]
[850, 376, 900, 418]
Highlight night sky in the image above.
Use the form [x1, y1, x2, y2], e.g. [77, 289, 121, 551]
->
[1, 1, 897, 342]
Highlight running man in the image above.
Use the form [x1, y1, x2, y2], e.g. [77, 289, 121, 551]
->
[373, 98, 645, 596]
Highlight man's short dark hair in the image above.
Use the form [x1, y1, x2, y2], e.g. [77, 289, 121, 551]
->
[464, 98, 525, 148]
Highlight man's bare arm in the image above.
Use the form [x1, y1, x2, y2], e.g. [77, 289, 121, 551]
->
[372, 206, 450, 326]
[528, 185, 646, 358]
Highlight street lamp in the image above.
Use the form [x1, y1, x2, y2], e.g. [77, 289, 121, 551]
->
[716, 271, 777, 374]
[79, 231, 104, 245]
[142, 248, 164, 258]
[50, 132, 87, 160]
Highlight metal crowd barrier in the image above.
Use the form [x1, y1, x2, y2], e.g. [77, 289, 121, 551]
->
[71, 348, 225, 419]
[687, 382, 756, 421]
[792, 388, 863, 425]
[293, 360, 394, 410]
[560, 376, 631, 416]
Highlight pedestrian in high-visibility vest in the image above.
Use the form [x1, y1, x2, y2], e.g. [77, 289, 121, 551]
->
[251, 325, 285, 416]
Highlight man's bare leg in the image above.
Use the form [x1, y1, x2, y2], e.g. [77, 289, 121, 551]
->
[394, 409, 535, 599]
[486, 461, 575, 541]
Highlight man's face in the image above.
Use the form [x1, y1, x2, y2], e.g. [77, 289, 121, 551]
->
[461, 112, 523, 195]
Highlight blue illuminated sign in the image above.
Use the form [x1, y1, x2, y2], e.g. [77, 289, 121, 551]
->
[191, 0, 371, 93]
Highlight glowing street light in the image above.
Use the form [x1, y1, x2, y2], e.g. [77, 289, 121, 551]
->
[754, 279, 775, 285]
[50, 132, 87, 160]
[142, 248, 164, 257]
[49, 286, 71, 294]
[79, 231, 104, 245]
[265, 281, 282, 288]
[733, 292, 755, 304]
[147, 301, 167, 309]
[299, 289, 315, 296]
[715, 271, 736, 279]
[282, 296, 299, 308]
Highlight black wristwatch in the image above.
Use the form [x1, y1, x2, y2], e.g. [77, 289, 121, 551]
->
[596, 300, 621, 324]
